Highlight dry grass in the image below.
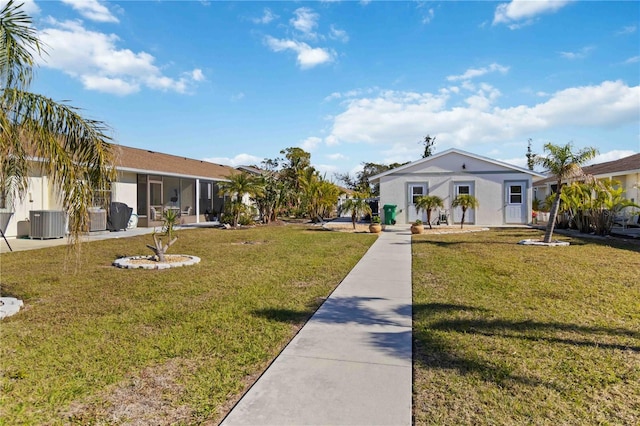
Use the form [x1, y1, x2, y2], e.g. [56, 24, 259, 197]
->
[412, 228, 640, 425]
[0, 225, 376, 424]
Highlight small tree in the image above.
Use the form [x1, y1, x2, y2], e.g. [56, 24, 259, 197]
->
[421, 135, 436, 158]
[146, 209, 178, 262]
[414, 195, 444, 229]
[534, 142, 597, 243]
[218, 171, 264, 227]
[341, 192, 372, 230]
[451, 194, 479, 229]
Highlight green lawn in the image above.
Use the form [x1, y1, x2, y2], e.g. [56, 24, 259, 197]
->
[412, 228, 640, 425]
[0, 225, 376, 424]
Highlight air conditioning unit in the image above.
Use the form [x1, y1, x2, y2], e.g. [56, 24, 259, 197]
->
[88, 209, 107, 232]
[30, 210, 65, 239]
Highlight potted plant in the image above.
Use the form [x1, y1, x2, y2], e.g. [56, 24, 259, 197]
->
[411, 219, 424, 234]
[369, 215, 382, 233]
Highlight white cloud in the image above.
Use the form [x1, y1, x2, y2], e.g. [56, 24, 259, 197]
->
[447, 63, 509, 82]
[616, 25, 637, 36]
[290, 7, 319, 37]
[0, 0, 40, 16]
[231, 92, 245, 101]
[315, 164, 339, 175]
[251, 7, 279, 24]
[587, 150, 637, 165]
[624, 56, 640, 64]
[60, 0, 119, 23]
[559, 46, 594, 60]
[81, 75, 138, 95]
[37, 19, 202, 95]
[203, 153, 263, 167]
[264, 36, 334, 69]
[421, 8, 435, 24]
[326, 153, 347, 160]
[493, 0, 572, 27]
[322, 81, 639, 164]
[190, 69, 205, 82]
[329, 25, 349, 43]
[300, 136, 322, 151]
[252, 8, 277, 24]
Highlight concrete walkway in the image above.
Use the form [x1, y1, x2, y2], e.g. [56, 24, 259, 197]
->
[221, 228, 413, 426]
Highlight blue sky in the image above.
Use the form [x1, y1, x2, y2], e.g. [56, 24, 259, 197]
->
[11, 0, 640, 177]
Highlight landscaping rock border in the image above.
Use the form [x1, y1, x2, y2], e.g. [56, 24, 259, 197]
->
[518, 239, 570, 247]
[113, 255, 201, 270]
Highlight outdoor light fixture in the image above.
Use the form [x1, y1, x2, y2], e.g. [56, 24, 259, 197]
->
[462, 163, 466, 170]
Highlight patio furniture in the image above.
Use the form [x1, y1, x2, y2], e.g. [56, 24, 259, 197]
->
[437, 209, 449, 225]
[150, 206, 163, 221]
[181, 206, 192, 216]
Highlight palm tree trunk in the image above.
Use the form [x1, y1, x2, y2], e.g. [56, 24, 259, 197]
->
[427, 210, 433, 229]
[460, 209, 466, 229]
[543, 192, 562, 243]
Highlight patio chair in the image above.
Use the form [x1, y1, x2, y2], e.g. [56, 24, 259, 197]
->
[181, 206, 192, 216]
[437, 209, 449, 225]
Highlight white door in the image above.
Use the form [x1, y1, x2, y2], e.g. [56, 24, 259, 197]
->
[505, 182, 526, 224]
[407, 183, 427, 223]
[452, 182, 475, 224]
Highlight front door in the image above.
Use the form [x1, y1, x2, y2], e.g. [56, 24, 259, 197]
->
[407, 183, 427, 223]
[505, 182, 527, 224]
[452, 182, 475, 224]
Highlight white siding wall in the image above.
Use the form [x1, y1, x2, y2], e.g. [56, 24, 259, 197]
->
[1, 172, 66, 238]
[378, 152, 533, 226]
[112, 171, 137, 212]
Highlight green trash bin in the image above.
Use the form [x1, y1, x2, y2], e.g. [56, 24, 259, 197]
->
[383, 204, 397, 225]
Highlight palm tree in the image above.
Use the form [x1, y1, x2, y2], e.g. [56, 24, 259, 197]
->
[1, 1, 116, 246]
[451, 194, 479, 229]
[414, 195, 444, 229]
[534, 142, 597, 243]
[218, 171, 264, 226]
[341, 192, 372, 230]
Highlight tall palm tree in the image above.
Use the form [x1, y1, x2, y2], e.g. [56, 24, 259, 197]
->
[218, 171, 264, 226]
[1, 1, 116, 246]
[451, 194, 479, 229]
[534, 142, 597, 243]
[414, 195, 444, 229]
[341, 192, 372, 230]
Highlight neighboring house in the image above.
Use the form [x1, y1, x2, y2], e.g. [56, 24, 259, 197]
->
[1, 145, 237, 238]
[532, 153, 640, 206]
[369, 149, 545, 226]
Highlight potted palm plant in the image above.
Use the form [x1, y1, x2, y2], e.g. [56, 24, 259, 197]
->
[411, 219, 424, 234]
[369, 215, 382, 233]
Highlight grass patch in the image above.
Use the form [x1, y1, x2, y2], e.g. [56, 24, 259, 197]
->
[412, 228, 640, 425]
[0, 225, 376, 424]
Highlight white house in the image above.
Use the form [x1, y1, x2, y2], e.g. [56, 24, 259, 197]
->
[369, 149, 544, 227]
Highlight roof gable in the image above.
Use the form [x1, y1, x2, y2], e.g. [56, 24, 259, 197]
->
[370, 148, 544, 181]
